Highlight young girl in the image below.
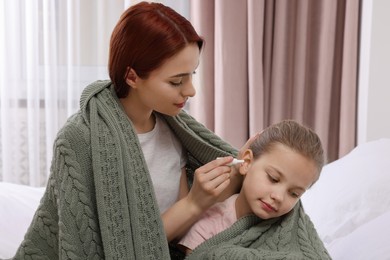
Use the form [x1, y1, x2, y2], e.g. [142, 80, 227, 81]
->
[179, 120, 331, 259]
[13, 2, 243, 259]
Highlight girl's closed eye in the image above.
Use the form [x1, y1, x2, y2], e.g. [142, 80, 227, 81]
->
[267, 173, 279, 183]
[289, 191, 301, 198]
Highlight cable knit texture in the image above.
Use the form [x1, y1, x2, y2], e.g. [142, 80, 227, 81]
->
[12, 80, 237, 260]
[12, 80, 329, 260]
[185, 201, 331, 260]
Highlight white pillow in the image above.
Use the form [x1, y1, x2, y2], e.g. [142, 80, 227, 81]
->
[0, 182, 45, 259]
[326, 210, 390, 260]
[301, 138, 390, 244]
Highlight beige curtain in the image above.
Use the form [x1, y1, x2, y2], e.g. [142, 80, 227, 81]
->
[189, 0, 360, 162]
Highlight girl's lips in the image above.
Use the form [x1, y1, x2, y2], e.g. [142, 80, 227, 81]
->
[261, 200, 276, 212]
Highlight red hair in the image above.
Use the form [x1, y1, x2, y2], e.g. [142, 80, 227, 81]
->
[108, 2, 204, 98]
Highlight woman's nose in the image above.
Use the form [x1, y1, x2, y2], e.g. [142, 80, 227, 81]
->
[181, 77, 196, 97]
[183, 83, 195, 97]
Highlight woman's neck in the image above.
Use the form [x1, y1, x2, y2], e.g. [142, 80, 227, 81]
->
[119, 96, 156, 134]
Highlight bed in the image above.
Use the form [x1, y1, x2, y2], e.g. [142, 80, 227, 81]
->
[1, 138, 390, 259]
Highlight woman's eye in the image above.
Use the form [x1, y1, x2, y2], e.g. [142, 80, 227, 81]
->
[170, 81, 183, 86]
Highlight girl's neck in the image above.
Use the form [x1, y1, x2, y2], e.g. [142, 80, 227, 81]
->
[235, 192, 252, 219]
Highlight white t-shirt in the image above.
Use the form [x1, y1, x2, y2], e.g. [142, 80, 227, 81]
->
[138, 114, 187, 214]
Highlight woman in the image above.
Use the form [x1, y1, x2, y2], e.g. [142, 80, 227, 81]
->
[14, 2, 243, 259]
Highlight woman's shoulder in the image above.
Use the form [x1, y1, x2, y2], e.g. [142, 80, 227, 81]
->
[49, 112, 93, 186]
[55, 111, 91, 148]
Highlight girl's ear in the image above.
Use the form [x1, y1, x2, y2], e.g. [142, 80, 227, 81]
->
[125, 67, 139, 89]
[239, 149, 254, 176]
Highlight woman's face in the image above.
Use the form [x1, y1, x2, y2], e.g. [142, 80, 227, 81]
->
[236, 143, 318, 219]
[127, 43, 200, 116]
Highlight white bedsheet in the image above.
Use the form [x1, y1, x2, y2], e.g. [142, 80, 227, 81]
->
[0, 182, 44, 259]
[302, 138, 390, 259]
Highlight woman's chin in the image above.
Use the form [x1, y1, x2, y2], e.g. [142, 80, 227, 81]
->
[156, 108, 182, 117]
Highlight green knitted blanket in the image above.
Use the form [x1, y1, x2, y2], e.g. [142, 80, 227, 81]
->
[13, 80, 237, 260]
[13, 80, 329, 259]
[186, 201, 331, 260]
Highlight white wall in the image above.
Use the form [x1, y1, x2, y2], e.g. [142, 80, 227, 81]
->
[358, 0, 390, 144]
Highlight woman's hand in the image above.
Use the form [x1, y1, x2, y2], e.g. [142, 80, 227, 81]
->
[162, 157, 234, 242]
[163, 135, 262, 242]
[184, 132, 262, 214]
[186, 156, 234, 212]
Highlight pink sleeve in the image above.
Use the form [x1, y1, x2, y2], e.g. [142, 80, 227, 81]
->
[178, 216, 212, 250]
[178, 195, 238, 250]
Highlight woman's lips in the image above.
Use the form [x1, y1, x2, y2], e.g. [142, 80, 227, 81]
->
[175, 101, 186, 108]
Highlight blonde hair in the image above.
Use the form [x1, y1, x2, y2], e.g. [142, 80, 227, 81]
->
[250, 120, 325, 176]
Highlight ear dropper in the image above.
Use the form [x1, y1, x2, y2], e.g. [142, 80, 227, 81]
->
[217, 157, 245, 166]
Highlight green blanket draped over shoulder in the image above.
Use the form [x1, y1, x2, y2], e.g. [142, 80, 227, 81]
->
[13, 80, 330, 260]
[186, 201, 331, 260]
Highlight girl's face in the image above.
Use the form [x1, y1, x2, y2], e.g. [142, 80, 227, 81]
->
[126, 43, 200, 116]
[236, 143, 318, 219]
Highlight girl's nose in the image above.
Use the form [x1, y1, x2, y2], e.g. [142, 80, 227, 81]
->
[270, 189, 284, 202]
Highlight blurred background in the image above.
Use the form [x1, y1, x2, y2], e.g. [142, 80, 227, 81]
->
[0, 0, 389, 186]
